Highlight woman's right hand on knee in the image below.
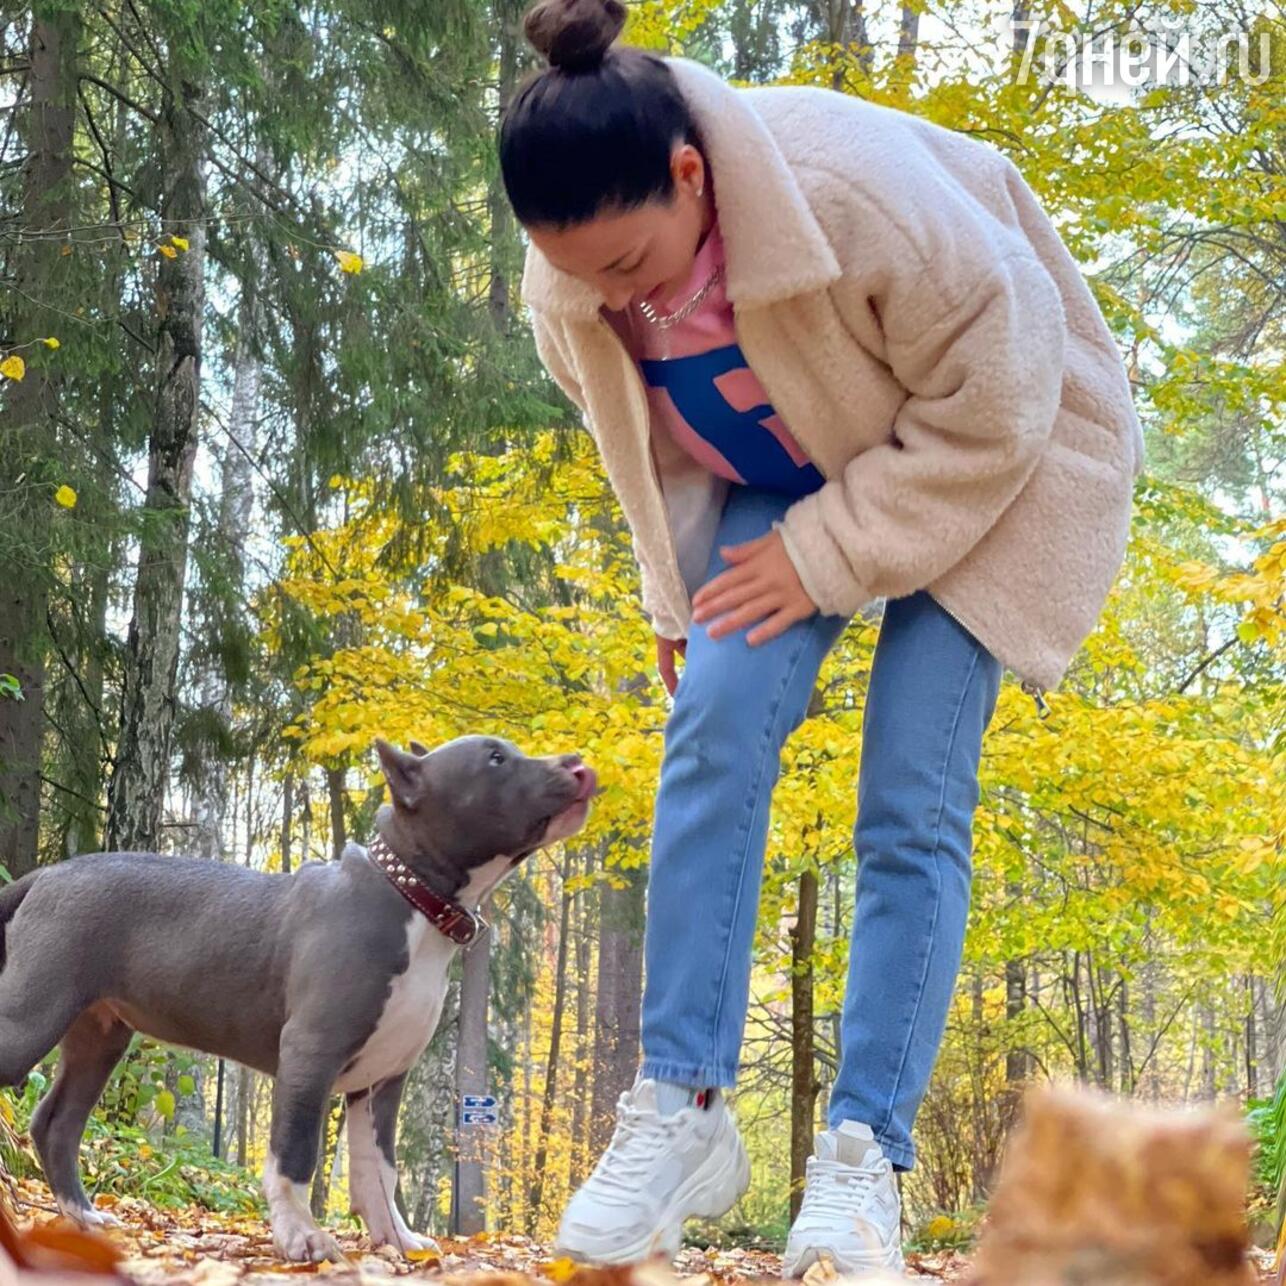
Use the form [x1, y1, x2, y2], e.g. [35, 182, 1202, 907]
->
[656, 633, 687, 697]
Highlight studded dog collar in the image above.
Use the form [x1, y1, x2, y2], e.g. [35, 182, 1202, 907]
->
[366, 834, 488, 948]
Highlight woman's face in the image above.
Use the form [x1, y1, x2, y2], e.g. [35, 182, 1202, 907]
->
[525, 142, 713, 313]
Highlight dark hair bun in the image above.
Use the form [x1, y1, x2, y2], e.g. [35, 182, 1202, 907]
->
[524, 0, 627, 73]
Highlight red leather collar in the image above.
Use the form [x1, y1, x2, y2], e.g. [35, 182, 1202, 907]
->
[367, 834, 488, 948]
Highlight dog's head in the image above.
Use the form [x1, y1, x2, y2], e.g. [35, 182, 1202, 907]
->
[373, 735, 599, 900]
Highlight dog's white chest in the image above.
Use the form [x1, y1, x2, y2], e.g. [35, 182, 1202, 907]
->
[334, 917, 452, 1094]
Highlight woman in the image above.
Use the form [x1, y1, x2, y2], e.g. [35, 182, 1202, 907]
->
[499, 0, 1142, 1274]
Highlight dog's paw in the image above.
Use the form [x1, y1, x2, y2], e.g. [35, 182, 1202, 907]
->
[58, 1200, 120, 1229]
[393, 1231, 440, 1258]
[271, 1217, 346, 1264]
[358, 1214, 439, 1258]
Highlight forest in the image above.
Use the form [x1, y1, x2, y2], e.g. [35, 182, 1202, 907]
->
[0, 0, 1283, 1279]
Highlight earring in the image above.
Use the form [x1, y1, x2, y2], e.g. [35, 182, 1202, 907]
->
[697, 186, 704, 197]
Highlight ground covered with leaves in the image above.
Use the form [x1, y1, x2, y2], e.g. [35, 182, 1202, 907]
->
[5, 1176, 1279, 1286]
[6, 1174, 970, 1284]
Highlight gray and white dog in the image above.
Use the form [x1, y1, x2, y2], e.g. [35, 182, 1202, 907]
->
[0, 735, 598, 1261]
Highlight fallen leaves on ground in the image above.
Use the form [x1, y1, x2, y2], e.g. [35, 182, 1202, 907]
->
[3, 1084, 1279, 1286]
[0, 1181, 1275, 1285]
[1, 1177, 969, 1285]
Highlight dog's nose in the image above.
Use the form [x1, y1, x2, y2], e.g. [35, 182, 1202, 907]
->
[560, 755, 599, 800]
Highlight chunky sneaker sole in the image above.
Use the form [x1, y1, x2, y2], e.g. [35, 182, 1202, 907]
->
[782, 1240, 906, 1277]
[556, 1114, 752, 1264]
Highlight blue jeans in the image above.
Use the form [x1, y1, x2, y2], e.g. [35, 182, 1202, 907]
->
[638, 484, 1002, 1170]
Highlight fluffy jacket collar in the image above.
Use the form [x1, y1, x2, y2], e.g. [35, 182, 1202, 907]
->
[519, 57, 842, 318]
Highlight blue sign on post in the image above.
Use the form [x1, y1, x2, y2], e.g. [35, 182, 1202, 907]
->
[460, 1094, 499, 1126]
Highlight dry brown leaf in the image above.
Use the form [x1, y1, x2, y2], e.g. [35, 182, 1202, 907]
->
[970, 1083, 1257, 1286]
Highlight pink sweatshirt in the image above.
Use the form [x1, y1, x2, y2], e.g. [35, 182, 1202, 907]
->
[617, 219, 824, 499]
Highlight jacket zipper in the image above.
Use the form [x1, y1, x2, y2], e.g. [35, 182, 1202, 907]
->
[935, 593, 1051, 718]
[1020, 679, 1051, 718]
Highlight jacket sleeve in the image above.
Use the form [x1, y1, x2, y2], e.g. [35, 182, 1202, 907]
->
[530, 311, 681, 639]
[772, 248, 1067, 617]
[531, 311, 588, 418]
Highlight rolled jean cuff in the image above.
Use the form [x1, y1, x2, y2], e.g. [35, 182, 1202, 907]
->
[872, 1135, 915, 1173]
[640, 1058, 738, 1089]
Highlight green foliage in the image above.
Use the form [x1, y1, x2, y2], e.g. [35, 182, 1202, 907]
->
[1, 1051, 261, 1215]
[1248, 1071, 1286, 1222]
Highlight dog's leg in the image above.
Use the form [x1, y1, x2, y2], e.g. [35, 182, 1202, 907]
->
[346, 1075, 439, 1256]
[264, 1033, 347, 1264]
[29, 1005, 132, 1226]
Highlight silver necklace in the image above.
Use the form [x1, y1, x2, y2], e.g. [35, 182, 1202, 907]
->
[636, 264, 725, 359]
[637, 263, 725, 330]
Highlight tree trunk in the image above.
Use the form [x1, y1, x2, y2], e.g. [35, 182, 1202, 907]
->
[1118, 975, 1135, 1093]
[790, 868, 820, 1222]
[0, 5, 80, 879]
[1244, 976, 1257, 1098]
[235, 1065, 251, 1167]
[281, 771, 294, 874]
[310, 1099, 345, 1218]
[589, 856, 645, 1156]
[55, 350, 119, 860]
[1005, 959, 1028, 1081]
[453, 926, 490, 1234]
[1005, 911, 1029, 1105]
[300, 775, 312, 864]
[1201, 1005, 1218, 1099]
[106, 54, 207, 853]
[487, 0, 529, 335]
[896, 1, 919, 59]
[527, 849, 575, 1234]
[212, 1059, 226, 1158]
[1012, 0, 1032, 54]
[814, 0, 874, 87]
[193, 276, 261, 861]
[326, 765, 347, 858]
[569, 846, 594, 1189]
[1258, 976, 1284, 1087]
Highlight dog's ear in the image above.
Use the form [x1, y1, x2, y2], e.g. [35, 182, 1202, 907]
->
[408, 740, 430, 757]
[375, 738, 426, 812]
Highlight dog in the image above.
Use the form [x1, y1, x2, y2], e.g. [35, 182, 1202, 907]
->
[0, 735, 598, 1262]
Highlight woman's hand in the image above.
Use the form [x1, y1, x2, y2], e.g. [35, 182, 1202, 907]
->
[691, 529, 818, 646]
[656, 634, 687, 697]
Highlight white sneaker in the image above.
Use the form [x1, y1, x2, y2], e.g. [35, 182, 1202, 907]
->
[554, 1079, 751, 1263]
[782, 1121, 905, 1277]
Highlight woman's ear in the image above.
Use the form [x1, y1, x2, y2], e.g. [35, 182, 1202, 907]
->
[671, 142, 706, 198]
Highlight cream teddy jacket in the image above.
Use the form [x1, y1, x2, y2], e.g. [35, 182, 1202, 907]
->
[520, 56, 1144, 691]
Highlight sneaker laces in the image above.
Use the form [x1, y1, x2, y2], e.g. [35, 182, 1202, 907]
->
[583, 1091, 685, 1199]
[799, 1154, 892, 1221]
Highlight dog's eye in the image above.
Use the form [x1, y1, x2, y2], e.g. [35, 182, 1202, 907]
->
[489, 749, 505, 766]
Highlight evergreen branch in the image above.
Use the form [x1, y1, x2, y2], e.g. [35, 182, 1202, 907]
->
[199, 396, 340, 579]
[45, 607, 108, 745]
[76, 76, 130, 231]
[78, 72, 159, 125]
[93, 5, 165, 86]
[39, 772, 107, 814]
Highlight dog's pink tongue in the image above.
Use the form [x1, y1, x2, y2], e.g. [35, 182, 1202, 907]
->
[574, 765, 599, 801]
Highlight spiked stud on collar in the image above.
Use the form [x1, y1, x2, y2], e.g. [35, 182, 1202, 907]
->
[367, 834, 488, 948]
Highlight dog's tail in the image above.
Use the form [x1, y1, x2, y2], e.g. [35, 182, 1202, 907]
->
[0, 872, 37, 974]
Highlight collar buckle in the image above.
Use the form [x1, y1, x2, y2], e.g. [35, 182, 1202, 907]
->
[440, 906, 488, 949]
